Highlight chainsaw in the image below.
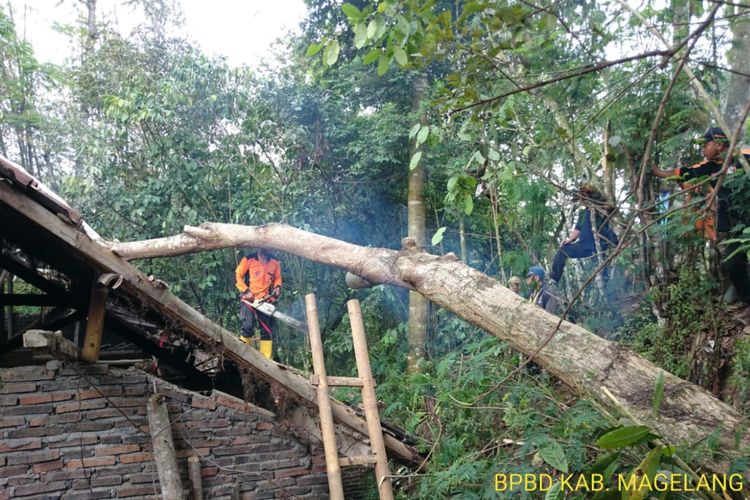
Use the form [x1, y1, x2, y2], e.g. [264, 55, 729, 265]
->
[241, 298, 308, 334]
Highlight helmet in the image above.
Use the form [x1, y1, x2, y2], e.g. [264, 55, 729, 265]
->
[526, 266, 545, 280]
[508, 276, 521, 286]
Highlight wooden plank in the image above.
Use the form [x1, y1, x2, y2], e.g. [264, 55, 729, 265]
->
[310, 375, 365, 387]
[0, 181, 422, 467]
[81, 283, 108, 363]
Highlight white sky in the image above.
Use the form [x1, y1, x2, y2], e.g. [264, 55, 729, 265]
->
[7, 0, 308, 67]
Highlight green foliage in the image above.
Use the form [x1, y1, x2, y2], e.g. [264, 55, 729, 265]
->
[621, 268, 721, 379]
[729, 337, 750, 414]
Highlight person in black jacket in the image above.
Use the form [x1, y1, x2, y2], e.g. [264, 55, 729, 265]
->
[550, 184, 619, 283]
[652, 126, 750, 304]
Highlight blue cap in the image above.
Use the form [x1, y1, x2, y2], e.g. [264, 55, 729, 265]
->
[526, 265, 545, 280]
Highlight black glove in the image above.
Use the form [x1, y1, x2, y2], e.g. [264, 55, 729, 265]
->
[268, 285, 281, 302]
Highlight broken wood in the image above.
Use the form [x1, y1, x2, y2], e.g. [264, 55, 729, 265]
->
[188, 455, 202, 500]
[147, 394, 184, 499]
[81, 283, 108, 363]
[112, 222, 750, 475]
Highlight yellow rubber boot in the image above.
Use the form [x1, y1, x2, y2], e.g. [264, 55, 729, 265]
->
[240, 335, 253, 345]
[259, 340, 273, 360]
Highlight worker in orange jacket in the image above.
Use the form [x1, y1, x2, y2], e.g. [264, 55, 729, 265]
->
[235, 248, 282, 359]
[652, 127, 750, 304]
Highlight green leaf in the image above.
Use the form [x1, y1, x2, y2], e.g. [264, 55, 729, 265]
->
[488, 149, 500, 161]
[652, 371, 665, 416]
[409, 151, 422, 171]
[409, 123, 421, 139]
[431, 227, 447, 246]
[393, 46, 408, 65]
[377, 53, 391, 75]
[538, 441, 569, 473]
[362, 49, 380, 64]
[462, 193, 473, 215]
[354, 23, 367, 49]
[416, 125, 429, 145]
[623, 447, 664, 500]
[305, 42, 323, 57]
[367, 18, 378, 39]
[341, 3, 362, 20]
[596, 425, 652, 449]
[323, 41, 340, 66]
[544, 481, 564, 500]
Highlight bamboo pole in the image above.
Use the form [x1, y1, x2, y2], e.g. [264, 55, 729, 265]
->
[348, 299, 394, 500]
[147, 394, 184, 499]
[188, 455, 202, 500]
[305, 293, 345, 500]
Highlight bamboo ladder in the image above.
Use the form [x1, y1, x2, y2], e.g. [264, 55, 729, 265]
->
[304, 294, 394, 500]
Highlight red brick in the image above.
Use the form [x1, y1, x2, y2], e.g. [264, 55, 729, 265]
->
[0, 382, 36, 394]
[0, 438, 42, 452]
[0, 456, 5, 466]
[77, 387, 122, 400]
[7, 449, 60, 465]
[274, 467, 310, 479]
[0, 416, 24, 428]
[95, 444, 140, 456]
[0, 465, 28, 478]
[91, 475, 123, 487]
[215, 393, 251, 412]
[33, 459, 64, 473]
[191, 395, 216, 410]
[19, 393, 52, 405]
[29, 416, 49, 427]
[256, 421, 273, 431]
[200, 467, 219, 477]
[175, 447, 209, 458]
[119, 452, 153, 464]
[12, 481, 67, 497]
[124, 386, 145, 396]
[66, 456, 116, 469]
[55, 400, 106, 413]
[0, 367, 54, 381]
[117, 485, 159, 497]
[51, 391, 75, 402]
[0, 396, 18, 405]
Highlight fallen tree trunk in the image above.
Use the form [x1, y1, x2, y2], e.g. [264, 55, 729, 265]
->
[113, 222, 750, 474]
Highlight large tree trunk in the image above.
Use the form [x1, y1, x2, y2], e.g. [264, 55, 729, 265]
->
[407, 74, 428, 373]
[112, 222, 749, 475]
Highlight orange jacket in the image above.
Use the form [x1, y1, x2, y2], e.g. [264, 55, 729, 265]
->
[235, 255, 282, 299]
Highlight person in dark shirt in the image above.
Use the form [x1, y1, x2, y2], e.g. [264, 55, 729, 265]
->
[550, 185, 618, 283]
[526, 266, 561, 315]
[652, 126, 750, 304]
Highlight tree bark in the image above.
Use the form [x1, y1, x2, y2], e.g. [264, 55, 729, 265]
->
[407, 74, 428, 373]
[112, 222, 749, 475]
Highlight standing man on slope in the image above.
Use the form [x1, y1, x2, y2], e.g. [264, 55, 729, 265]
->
[652, 126, 750, 305]
[235, 248, 282, 359]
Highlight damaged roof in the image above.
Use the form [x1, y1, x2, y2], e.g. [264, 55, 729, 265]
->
[0, 155, 423, 468]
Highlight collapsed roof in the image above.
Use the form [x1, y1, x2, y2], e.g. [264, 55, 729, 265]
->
[0, 155, 422, 468]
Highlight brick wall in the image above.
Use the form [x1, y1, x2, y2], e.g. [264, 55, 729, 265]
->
[0, 363, 332, 499]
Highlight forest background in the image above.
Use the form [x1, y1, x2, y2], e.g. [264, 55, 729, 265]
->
[2, 0, 750, 497]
